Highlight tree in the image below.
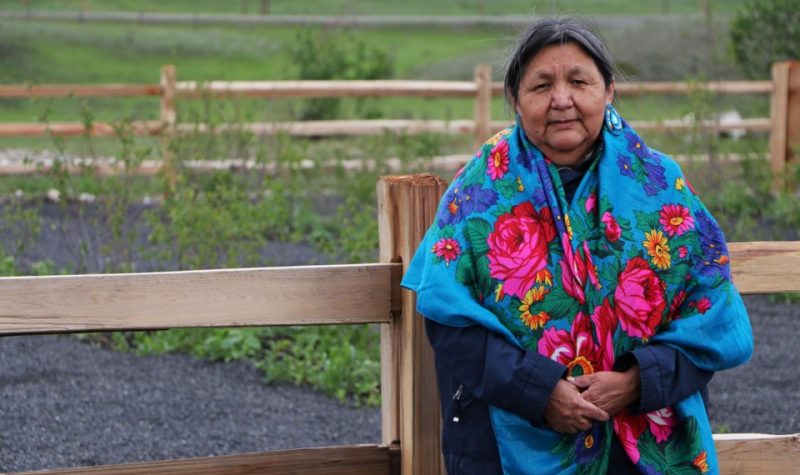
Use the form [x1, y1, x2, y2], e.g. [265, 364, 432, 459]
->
[730, 0, 800, 78]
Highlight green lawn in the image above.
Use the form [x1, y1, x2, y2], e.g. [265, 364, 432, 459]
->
[5, 0, 751, 16]
[0, 4, 766, 157]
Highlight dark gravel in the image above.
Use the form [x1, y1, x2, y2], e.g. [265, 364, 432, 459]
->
[0, 335, 381, 473]
[0, 201, 798, 472]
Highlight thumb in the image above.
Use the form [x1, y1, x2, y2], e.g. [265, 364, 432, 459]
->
[569, 373, 595, 389]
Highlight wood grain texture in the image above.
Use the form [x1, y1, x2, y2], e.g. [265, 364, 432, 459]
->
[377, 174, 448, 475]
[0, 84, 161, 98]
[14, 444, 397, 475]
[176, 80, 477, 99]
[0, 121, 163, 137]
[715, 433, 800, 475]
[473, 64, 492, 150]
[728, 241, 800, 294]
[0, 264, 398, 335]
[770, 62, 791, 189]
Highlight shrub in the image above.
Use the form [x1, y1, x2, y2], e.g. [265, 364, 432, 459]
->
[730, 0, 800, 78]
[287, 30, 393, 120]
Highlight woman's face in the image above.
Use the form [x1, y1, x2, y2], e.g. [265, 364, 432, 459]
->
[514, 42, 614, 166]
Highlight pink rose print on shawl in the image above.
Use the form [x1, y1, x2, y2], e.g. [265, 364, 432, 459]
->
[614, 257, 666, 340]
[590, 300, 618, 372]
[585, 192, 597, 213]
[646, 407, 677, 443]
[560, 240, 600, 305]
[668, 290, 687, 320]
[538, 312, 600, 377]
[584, 242, 599, 288]
[613, 410, 647, 464]
[487, 139, 510, 180]
[560, 236, 588, 304]
[487, 203, 556, 299]
[689, 297, 712, 314]
[601, 211, 622, 242]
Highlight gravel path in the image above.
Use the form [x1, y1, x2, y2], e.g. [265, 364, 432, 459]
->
[0, 335, 381, 473]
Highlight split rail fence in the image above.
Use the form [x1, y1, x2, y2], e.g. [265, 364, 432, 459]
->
[1, 174, 799, 475]
[0, 61, 797, 180]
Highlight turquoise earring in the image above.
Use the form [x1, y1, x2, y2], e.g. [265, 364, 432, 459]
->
[604, 103, 623, 134]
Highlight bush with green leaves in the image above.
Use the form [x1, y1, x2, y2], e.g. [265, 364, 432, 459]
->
[730, 0, 800, 78]
[113, 325, 381, 406]
[288, 30, 394, 120]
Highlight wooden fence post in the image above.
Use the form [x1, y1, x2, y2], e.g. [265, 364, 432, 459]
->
[769, 60, 800, 192]
[474, 64, 492, 151]
[160, 64, 177, 191]
[378, 174, 448, 475]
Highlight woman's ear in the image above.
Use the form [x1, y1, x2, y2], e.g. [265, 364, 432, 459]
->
[606, 80, 616, 104]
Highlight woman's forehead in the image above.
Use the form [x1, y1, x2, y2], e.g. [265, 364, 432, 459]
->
[524, 44, 601, 77]
[528, 43, 594, 66]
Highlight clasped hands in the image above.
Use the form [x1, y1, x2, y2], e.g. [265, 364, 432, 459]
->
[543, 365, 640, 434]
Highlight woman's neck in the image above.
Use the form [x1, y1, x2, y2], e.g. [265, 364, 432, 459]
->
[550, 140, 601, 169]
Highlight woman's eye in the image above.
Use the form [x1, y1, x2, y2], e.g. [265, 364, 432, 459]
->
[534, 84, 550, 92]
[572, 80, 586, 86]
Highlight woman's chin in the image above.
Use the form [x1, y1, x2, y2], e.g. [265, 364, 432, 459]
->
[542, 137, 590, 162]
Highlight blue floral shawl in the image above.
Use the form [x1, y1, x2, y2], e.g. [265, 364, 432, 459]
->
[402, 113, 753, 475]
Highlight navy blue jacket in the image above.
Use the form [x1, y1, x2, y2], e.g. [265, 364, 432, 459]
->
[425, 319, 713, 474]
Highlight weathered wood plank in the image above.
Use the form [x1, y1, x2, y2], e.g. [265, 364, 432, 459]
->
[14, 444, 398, 475]
[715, 433, 800, 475]
[0, 121, 163, 137]
[177, 80, 477, 99]
[729, 241, 800, 294]
[378, 175, 448, 475]
[0, 264, 399, 335]
[0, 84, 161, 98]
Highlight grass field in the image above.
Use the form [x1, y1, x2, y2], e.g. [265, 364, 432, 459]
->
[0, 5, 768, 158]
[4, 0, 752, 16]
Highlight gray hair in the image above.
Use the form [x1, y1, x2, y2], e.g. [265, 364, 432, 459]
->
[504, 17, 617, 105]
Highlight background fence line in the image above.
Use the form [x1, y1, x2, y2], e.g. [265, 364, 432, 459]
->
[1, 62, 796, 178]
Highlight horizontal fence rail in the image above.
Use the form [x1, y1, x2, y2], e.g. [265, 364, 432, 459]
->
[1, 62, 797, 191]
[715, 433, 800, 475]
[0, 263, 402, 336]
[0, 243, 793, 336]
[14, 444, 400, 475]
[728, 241, 800, 294]
[0, 67, 783, 141]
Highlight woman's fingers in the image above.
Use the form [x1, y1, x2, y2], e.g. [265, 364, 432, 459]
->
[544, 380, 610, 434]
[575, 393, 609, 421]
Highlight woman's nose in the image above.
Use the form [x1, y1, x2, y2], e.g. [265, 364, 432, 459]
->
[550, 84, 573, 109]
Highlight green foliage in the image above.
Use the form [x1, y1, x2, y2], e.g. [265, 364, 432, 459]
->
[115, 325, 381, 406]
[4, 0, 752, 16]
[0, 251, 19, 276]
[730, 0, 800, 78]
[288, 30, 393, 120]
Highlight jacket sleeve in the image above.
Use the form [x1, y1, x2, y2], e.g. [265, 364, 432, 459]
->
[425, 318, 566, 426]
[615, 344, 714, 414]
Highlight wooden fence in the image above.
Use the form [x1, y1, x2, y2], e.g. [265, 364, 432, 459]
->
[2, 174, 800, 474]
[0, 62, 797, 179]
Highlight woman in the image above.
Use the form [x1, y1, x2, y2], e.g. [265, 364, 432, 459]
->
[401, 17, 753, 475]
